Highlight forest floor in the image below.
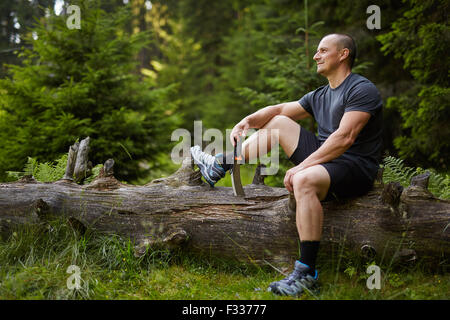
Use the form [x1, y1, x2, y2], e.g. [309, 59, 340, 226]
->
[0, 216, 448, 300]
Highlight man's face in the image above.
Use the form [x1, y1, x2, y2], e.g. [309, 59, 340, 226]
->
[313, 35, 343, 76]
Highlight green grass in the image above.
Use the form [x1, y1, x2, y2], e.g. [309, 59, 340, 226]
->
[0, 219, 448, 300]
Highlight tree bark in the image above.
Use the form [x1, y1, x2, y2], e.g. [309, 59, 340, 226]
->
[0, 147, 448, 269]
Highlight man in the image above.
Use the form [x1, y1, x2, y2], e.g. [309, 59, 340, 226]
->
[190, 33, 383, 297]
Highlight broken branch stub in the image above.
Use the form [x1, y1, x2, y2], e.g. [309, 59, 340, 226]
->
[252, 164, 266, 185]
[62, 141, 79, 181]
[73, 137, 90, 184]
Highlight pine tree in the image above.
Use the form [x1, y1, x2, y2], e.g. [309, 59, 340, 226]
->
[377, 0, 449, 170]
[0, 0, 178, 182]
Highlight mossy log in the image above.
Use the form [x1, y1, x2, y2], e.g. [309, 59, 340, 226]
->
[0, 139, 448, 268]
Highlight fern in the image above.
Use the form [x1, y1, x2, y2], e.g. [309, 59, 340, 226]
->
[381, 156, 417, 186]
[24, 157, 39, 177]
[427, 171, 450, 200]
[34, 159, 66, 182]
[8, 154, 104, 184]
[6, 157, 39, 181]
[6, 155, 67, 182]
[381, 156, 450, 200]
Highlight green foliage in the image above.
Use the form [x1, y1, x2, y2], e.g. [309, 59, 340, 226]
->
[383, 86, 450, 168]
[5, 154, 103, 184]
[217, 2, 325, 128]
[377, 0, 450, 170]
[0, 0, 178, 182]
[377, 1, 448, 85]
[381, 156, 450, 199]
[154, 0, 327, 132]
[83, 163, 104, 184]
[6, 155, 67, 182]
[382, 156, 418, 186]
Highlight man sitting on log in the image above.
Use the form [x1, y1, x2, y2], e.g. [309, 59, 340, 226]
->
[190, 33, 383, 297]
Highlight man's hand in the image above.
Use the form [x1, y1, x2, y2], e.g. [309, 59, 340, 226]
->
[283, 164, 306, 193]
[230, 120, 250, 146]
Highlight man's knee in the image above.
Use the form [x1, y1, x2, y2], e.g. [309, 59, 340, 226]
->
[292, 166, 330, 200]
[292, 173, 316, 196]
[265, 115, 294, 129]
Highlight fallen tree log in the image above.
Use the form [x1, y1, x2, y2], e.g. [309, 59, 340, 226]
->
[0, 139, 449, 269]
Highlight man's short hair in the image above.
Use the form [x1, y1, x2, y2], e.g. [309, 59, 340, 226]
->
[324, 33, 357, 69]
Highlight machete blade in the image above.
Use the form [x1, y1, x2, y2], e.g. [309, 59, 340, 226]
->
[231, 136, 245, 197]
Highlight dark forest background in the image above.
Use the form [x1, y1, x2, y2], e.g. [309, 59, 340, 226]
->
[0, 0, 448, 184]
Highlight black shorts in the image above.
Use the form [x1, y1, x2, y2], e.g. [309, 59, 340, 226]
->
[288, 128, 375, 200]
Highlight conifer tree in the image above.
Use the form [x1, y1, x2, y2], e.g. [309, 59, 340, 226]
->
[377, 0, 449, 169]
[0, 0, 177, 182]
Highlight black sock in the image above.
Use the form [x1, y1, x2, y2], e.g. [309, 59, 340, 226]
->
[299, 240, 320, 275]
[217, 152, 234, 172]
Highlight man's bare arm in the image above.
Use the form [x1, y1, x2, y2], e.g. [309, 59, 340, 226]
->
[279, 101, 313, 121]
[244, 101, 311, 128]
[230, 101, 311, 145]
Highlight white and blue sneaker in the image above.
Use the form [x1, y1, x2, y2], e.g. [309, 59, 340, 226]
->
[267, 261, 319, 297]
[190, 145, 226, 187]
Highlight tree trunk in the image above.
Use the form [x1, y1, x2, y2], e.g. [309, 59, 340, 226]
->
[0, 141, 448, 269]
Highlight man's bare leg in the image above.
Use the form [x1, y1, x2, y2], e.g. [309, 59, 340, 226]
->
[292, 165, 330, 240]
[243, 118, 331, 273]
[267, 165, 330, 295]
[241, 115, 301, 163]
[286, 165, 330, 278]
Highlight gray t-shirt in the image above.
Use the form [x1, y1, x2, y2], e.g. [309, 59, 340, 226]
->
[298, 73, 383, 182]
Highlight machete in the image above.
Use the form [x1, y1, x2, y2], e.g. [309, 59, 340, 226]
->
[231, 136, 245, 197]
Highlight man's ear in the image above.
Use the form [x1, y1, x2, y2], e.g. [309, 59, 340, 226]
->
[339, 48, 350, 63]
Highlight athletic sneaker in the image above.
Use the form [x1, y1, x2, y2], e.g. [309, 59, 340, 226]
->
[267, 261, 319, 297]
[190, 145, 226, 187]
